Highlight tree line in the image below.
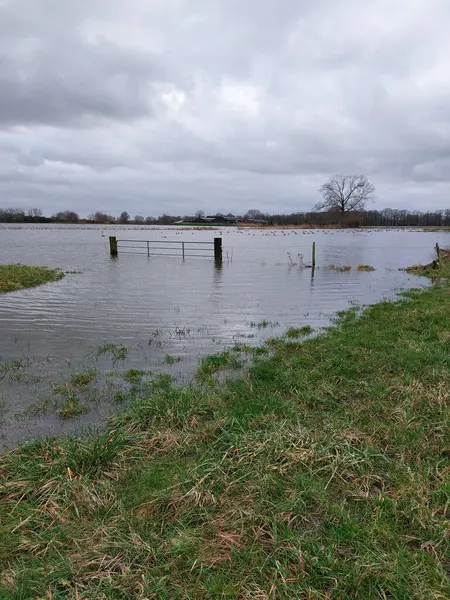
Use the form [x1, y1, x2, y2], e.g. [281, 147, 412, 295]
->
[1, 175, 449, 227]
[0, 209, 182, 225]
[1, 206, 449, 227]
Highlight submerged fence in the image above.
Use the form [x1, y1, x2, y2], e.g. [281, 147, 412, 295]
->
[109, 236, 223, 263]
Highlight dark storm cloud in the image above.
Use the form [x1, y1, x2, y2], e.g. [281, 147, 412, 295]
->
[0, 0, 450, 215]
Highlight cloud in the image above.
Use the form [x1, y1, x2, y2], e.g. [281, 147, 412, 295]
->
[0, 0, 449, 216]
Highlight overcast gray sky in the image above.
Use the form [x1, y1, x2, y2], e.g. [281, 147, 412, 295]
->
[1, 0, 449, 217]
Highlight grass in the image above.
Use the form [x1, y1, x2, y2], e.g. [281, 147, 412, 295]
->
[56, 396, 87, 419]
[163, 354, 183, 365]
[357, 264, 376, 272]
[285, 325, 314, 338]
[96, 343, 128, 363]
[247, 319, 280, 329]
[406, 247, 450, 278]
[196, 350, 243, 381]
[0, 264, 64, 293]
[0, 273, 449, 598]
[122, 369, 147, 385]
[70, 369, 97, 389]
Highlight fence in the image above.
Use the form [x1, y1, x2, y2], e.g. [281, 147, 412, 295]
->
[109, 236, 223, 263]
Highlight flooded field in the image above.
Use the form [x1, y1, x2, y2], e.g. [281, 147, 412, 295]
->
[1, 224, 449, 447]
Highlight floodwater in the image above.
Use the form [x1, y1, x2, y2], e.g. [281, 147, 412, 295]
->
[1, 224, 449, 447]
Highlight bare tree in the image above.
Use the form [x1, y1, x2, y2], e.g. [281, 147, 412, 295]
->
[119, 211, 130, 224]
[27, 208, 43, 217]
[194, 210, 205, 220]
[315, 175, 375, 215]
[134, 215, 144, 223]
[54, 211, 79, 223]
[244, 209, 265, 221]
[89, 211, 114, 223]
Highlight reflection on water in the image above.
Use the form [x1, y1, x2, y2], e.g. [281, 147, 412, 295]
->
[1, 224, 449, 446]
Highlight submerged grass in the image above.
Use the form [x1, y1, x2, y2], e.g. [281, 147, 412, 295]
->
[329, 264, 352, 272]
[163, 354, 183, 365]
[247, 319, 280, 329]
[56, 396, 87, 419]
[0, 273, 449, 598]
[96, 343, 128, 363]
[0, 264, 64, 293]
[70, 369, 97, 389]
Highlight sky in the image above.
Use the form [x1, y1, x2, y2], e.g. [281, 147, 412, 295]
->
[1, 0, 450, 218]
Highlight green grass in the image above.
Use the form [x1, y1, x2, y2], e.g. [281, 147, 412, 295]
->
[0, 264, 64, 293]
[122, 368, 147, 385]
[96, 343, 128, 363]
[196, 350, 243, 381]
[285, 325, 314, 338]
[70, 369, 97, 389]
[56, 396, 87, 419]
[0, 275, 449, 598]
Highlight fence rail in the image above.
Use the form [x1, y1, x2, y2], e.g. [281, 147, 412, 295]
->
[109, 236, 222, 262]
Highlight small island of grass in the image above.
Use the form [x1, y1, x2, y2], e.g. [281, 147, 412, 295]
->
[0, 264, 64, 294]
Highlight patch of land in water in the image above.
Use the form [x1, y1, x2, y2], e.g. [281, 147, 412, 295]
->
[0, 264, 64, 294]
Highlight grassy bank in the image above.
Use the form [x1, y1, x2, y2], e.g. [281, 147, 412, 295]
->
[0, 275, 449, 598]
[0, 264, 64, 294]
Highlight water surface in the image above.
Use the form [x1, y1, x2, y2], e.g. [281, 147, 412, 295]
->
[1, 225, 448, 446]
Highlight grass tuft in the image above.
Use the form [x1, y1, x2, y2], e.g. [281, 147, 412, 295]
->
[70, 368, 97, 388]
[57, 396, 87, 419]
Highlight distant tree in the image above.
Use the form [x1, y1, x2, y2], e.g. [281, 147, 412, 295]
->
[119, 211, 130, 224]
[244, 209, 265, 221]
[90, 211, 113, 224]
[145, 216, 156, 224]
[54, 211, 79, 223]
[27, 208, 43, 218]
[0, 208, 25, 222]
[194, 210, 205, 220]
[444, 209, 450, 226]
[315, 175, 375, 215]
[134, 215, 144, 223]
[157, 214, 179, 225]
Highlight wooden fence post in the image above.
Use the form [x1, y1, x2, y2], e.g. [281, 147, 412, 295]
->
[435, 242, 441, 268]
[312, 241, 316, 270]
[109, 236, 118, 256]
[214, 237, 223, 264]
